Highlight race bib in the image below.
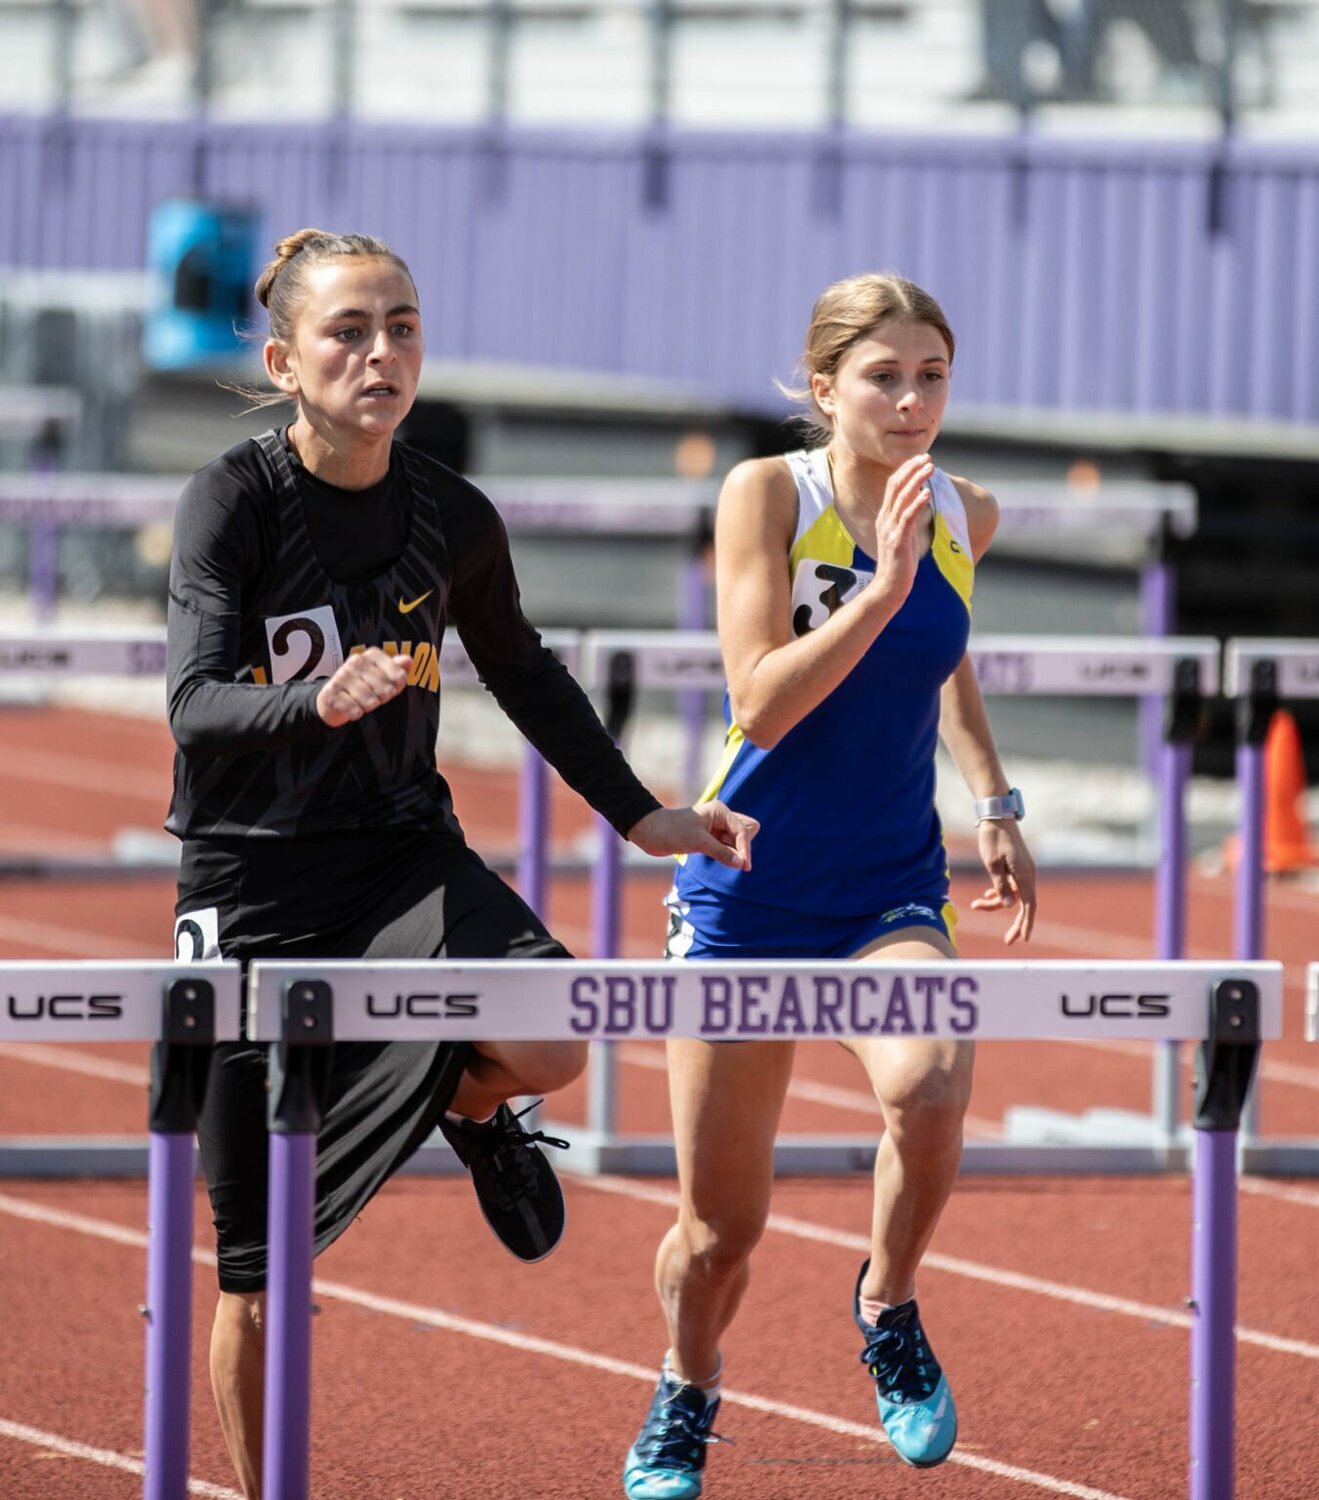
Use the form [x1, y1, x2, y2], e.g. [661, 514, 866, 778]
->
[174, 907, 221, 962]
[790, 559, 873, 636]
[263, 605, 345, 684]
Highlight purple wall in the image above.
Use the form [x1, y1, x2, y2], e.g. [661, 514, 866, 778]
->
[4, 116, 1317, 424]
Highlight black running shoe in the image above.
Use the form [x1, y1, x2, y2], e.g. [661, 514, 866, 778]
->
[439, 1100, 569, 1262]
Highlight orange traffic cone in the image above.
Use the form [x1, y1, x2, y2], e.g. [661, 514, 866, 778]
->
[1220, 709, 1318, 874]
[1260, 709, 1318, 872]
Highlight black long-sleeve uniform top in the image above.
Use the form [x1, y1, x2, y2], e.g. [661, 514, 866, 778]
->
[165, 432, 660, 858]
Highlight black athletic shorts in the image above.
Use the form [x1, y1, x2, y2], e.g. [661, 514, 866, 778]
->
[177, 830, 569, 1293]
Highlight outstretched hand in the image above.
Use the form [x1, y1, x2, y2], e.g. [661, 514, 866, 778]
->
[627, 802, 760, 871]
[969, 818, 1037, 944]
[316, 646, 412, 728]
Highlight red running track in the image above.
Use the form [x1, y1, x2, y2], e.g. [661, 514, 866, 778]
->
[0, 705, 1317, 1499]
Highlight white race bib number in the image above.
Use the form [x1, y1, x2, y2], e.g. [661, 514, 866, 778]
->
[790, 559, 873, 636]
[264, 605, 344, 684]
[174, 907, 221, 962]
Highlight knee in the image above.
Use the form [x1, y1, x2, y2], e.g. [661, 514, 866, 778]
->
[503, 1039, 589, 1096]
[882, 1052, 974, 1148]
[678, 1204, 767, 1281]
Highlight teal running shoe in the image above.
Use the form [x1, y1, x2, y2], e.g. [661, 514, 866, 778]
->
[853, 1262, 957, 1467]
[623, 1370, 724, 1499]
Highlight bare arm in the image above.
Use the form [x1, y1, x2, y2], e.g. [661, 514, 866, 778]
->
[718, 452, 935, 748]
[939, 477, 1036, 943]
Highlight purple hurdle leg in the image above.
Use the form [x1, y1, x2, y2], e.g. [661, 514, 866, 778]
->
[263, 1131, 317, 1500]
[142, 977, 216, 1500]
[28, 520, 59, 623]
[1234, 740, 1265, 962]
[591, 812, 623, 962]
[518, 747, 549, 918]
[1140, 562, 1174, 780]
[1235, 739, 1265, 1143]
[588, 818, 622, 1138]
[143, 1132, 196, 1500]
[678, 552, 709, 801]
[263, 979, 333, 1500]
[1189, 1128, 1239, 1499]
[1153, 739, 1192, 1147]
[1188, 975, 1259, 1500]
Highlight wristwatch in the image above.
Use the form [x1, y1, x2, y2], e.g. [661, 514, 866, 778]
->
[974, 788, 1025, 824]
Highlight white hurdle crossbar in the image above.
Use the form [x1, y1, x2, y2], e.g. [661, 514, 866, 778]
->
[0, 962, 243, 1500]
[244, 956, 1274, 1500]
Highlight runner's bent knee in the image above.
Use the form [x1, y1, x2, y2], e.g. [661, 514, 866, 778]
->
[476, 1038, 589, 1095]
[677, 1200, 770, 1277]
[875, 1042, 975, 1141]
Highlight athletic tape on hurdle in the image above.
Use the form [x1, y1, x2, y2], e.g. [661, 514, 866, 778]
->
[0, 950, 1283, 1500]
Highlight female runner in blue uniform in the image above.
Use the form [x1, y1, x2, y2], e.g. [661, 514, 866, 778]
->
[623, 273, 1037, 1497]
[166, 227, 757, 1499]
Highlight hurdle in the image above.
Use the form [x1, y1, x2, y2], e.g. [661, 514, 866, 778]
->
[575, 629, 1220, 1173]
[1308, 963, 1319, 1044]
[1224, 640, 1319, 1172]
[0, 625, 1265, 1181]
[0, 960, 243, 1500]
[0, 468, 1194, 870]
[0, 624, 575, 893]
[237, 955, 1278, 1500]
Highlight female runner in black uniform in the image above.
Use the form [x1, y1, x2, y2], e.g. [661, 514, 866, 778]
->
[166, 227, 757, 1498]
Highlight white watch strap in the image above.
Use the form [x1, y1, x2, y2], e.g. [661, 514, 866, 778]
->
[974, 788, 1024, 823]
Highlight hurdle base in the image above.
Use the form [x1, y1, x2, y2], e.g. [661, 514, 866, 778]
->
[529, 1126, 1203, 1177]
[6, 1134, 1319, 1180]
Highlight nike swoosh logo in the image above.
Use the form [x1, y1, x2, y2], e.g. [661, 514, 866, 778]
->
[398, 590, 433, 615]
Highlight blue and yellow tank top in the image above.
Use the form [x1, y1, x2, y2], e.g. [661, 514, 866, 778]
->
[677, 447, 973, 918]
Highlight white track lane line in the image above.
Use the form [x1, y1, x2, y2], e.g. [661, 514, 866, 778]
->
[1, 1187, 1315, 1363]
[1239, 1177, 1319, 1210]
[0, 915, 158, 959]
[0, 1418, 240, 1498]
[577, 1177, 1319, 1361]
[0, 820, 112, 856]
[1, 746, 164, 801]
[0, 1193, 1132, 1500]
[0, 1043, 150, 1086]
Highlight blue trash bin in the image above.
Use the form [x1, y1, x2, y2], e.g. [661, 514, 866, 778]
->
[143, 200, 258, 370]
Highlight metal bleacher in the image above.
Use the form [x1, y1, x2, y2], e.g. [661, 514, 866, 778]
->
[3, 0, 1319, 132]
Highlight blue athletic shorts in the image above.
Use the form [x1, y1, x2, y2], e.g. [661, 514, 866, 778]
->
[664, 884, 955, 962]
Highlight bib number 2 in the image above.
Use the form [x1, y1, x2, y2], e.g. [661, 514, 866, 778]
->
[264, 605, 345, 684]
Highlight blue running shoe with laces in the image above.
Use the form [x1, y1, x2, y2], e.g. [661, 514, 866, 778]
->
[623, 1369, 724, 1499]
[853, 1261, 957, 1467]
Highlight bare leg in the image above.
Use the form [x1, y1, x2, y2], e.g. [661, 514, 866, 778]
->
[841, 929, 974, 1304]
[448, 1039, 588, 1118]
[654, 1039, 796, 1383]
[210, 1290, 266, 1499]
